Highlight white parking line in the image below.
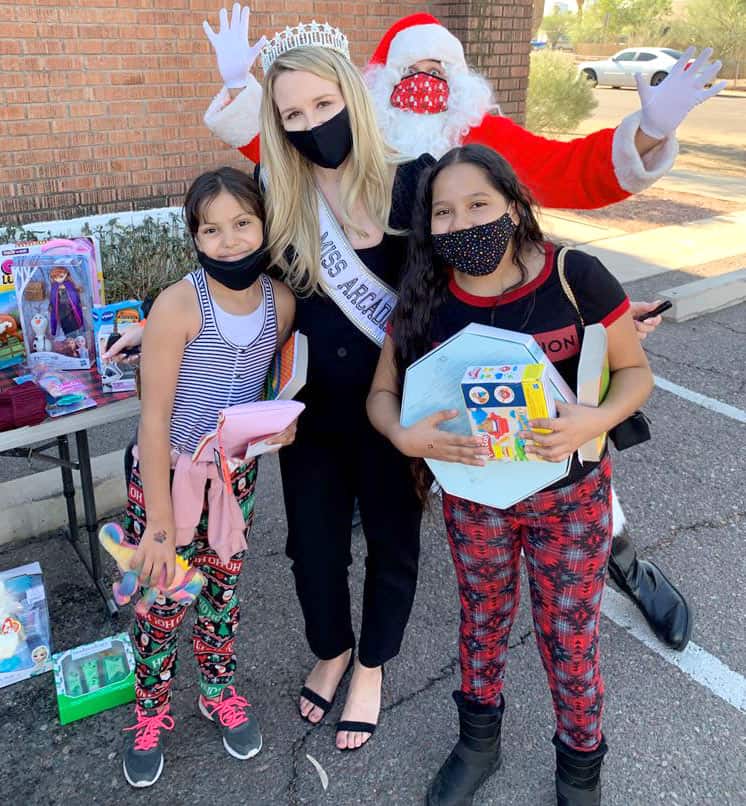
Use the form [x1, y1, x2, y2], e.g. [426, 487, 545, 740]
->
[602, 586, 746, 713]
[654, 375, 746, 424]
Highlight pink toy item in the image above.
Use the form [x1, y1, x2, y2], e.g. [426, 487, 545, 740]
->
[98, 522, 205, 617]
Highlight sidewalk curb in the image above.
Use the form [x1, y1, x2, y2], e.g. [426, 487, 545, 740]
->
[660, 267, 746, 322]
[0, 449, 126, 547]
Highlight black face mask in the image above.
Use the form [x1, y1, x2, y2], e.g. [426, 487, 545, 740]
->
[431, 213, 517, 276]
[285, 107, 353, 169]
[196, 246, 269, 291]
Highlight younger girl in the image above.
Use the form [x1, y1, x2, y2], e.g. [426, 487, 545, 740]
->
[122, 167, 296, 788]
[367, 145, 653, 806]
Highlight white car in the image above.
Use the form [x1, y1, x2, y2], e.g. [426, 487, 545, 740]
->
[578, 48, 685, 88]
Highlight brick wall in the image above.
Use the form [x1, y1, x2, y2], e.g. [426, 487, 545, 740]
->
[0, 1, 533, 225]
[431, 0, 533, 121]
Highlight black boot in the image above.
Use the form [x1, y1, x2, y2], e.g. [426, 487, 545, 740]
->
[554, 734, 608, 806]
[607, 529, 692, 651]
[425, 692, 503, 806]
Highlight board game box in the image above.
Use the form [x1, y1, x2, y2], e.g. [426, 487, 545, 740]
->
[461, 363, 556, 461]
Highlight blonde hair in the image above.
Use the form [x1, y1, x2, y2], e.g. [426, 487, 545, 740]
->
[261, 46, 400, 294]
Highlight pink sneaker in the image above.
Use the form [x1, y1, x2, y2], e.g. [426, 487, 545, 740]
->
[199, 686, 262, 760]
[122, 705, 175, 787]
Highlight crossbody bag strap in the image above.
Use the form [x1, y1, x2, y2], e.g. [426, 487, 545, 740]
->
[556, 246, 585, 328]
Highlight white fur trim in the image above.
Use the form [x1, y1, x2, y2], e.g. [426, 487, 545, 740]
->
[387, 24, 465, 73]
[612, 111, 679, 194]
[203, 77, 262, 149]
[365, 64, 494, 159]
[611, 486, 626, 536]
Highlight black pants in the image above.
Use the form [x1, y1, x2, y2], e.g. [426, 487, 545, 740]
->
[279, 415, 422, 668]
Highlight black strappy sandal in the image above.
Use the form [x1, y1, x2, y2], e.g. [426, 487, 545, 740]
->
[336, 665, 385, 751]
[299, 649, 354, 724]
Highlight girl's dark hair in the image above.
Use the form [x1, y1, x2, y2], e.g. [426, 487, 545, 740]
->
[392, 144, 545, 380]
[390, 144, 545, 500]
[183, 166, 265, 237]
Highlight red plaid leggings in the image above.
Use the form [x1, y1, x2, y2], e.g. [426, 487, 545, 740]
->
[442, 456, 612, 751]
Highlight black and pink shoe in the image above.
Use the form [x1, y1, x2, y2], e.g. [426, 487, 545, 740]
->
[199, 686, 262, 760]
[122, 705, 175, 788]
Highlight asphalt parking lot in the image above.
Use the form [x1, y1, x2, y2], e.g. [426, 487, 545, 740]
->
[1, 273, 744, 805]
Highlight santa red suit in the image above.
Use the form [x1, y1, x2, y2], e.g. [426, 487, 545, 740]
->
[204, 13, 678, 210]
[201, 10, 692, 653]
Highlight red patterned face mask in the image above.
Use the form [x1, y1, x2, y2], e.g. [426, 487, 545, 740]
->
[390, 72, 449, 114]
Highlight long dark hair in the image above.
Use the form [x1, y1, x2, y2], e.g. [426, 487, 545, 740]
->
[183, 166, 265, 238]
[390, 144, 545, 501]
[392, 144, 545, 382]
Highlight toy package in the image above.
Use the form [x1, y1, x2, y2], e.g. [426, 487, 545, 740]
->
[92, 300, 143, 392]
[461, 363, 556, 461]
[0, 259, 26, 370]
[29, 364, 97, 417]
[52, 633, 135, 724]
[0, 237, 104, 371]
[0, 562, 53, 688]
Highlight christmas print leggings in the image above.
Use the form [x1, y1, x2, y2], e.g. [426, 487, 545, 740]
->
[123, 457, 257, 715]
[442, 456, 612, 751]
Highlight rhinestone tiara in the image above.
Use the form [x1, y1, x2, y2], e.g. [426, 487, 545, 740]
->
[260, 20, 350, 73]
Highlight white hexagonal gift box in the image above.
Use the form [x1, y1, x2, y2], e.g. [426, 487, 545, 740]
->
[400, 323, 577, 509]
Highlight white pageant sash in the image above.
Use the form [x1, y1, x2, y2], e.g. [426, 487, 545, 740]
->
[316, 190, 398, 347]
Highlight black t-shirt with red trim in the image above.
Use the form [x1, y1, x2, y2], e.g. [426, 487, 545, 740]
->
[426, 242, 630, 488]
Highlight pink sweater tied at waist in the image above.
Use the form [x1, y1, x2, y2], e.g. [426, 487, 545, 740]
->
[134, 446, 248, 565]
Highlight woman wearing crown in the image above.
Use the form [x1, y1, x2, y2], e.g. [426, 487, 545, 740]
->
[243, 22, 433, 754]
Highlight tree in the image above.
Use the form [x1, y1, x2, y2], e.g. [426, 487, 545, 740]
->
[542, 9, 575, 48]
[532, 0, 545, 38]
[571, 0, 673, 43]
[679, 0, 746, 86]
[527, 50, 598, 133]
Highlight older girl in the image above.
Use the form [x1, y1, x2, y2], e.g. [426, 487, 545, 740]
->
[367, 145, 653, 805]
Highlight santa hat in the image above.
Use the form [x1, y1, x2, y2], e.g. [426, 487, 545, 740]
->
[368, 13, 466, 74]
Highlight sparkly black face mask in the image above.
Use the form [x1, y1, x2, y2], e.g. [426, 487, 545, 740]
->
[431, 213, 517, 276]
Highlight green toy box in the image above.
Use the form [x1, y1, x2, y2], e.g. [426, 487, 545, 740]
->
[52, 633, 135, 724]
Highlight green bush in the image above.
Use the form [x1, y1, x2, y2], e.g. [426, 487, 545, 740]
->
[0, 214, 195, 306]
[83, 215, 193, 305]
[526, 50, 598, 134]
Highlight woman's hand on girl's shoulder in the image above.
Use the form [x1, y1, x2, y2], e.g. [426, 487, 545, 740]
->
[521, 401, 608, 463]
[395, 409, 490, 467]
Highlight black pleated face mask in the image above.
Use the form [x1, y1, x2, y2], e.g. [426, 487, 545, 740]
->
[284, 107, 353, 169]
[431, 214, 517, 276]
[196, 246, 269, 291]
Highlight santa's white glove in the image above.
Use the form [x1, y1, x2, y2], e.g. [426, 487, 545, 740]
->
[636, 46, 726, 140]
[203, 3, 267, 89]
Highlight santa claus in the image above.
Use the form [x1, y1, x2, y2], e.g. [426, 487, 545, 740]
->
[203, 9, 720, 215]
[200, 7, 704, 654]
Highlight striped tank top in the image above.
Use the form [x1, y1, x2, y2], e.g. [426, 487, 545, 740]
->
[170, 268, 278, 454]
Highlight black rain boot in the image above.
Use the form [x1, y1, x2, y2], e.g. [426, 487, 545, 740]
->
[553, 734, 608, 806]
[425, 691, 504, 806]
[607, 529, 692, 651]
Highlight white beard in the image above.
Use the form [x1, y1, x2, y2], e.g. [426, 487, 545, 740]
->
[365, 64, 499, 159]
